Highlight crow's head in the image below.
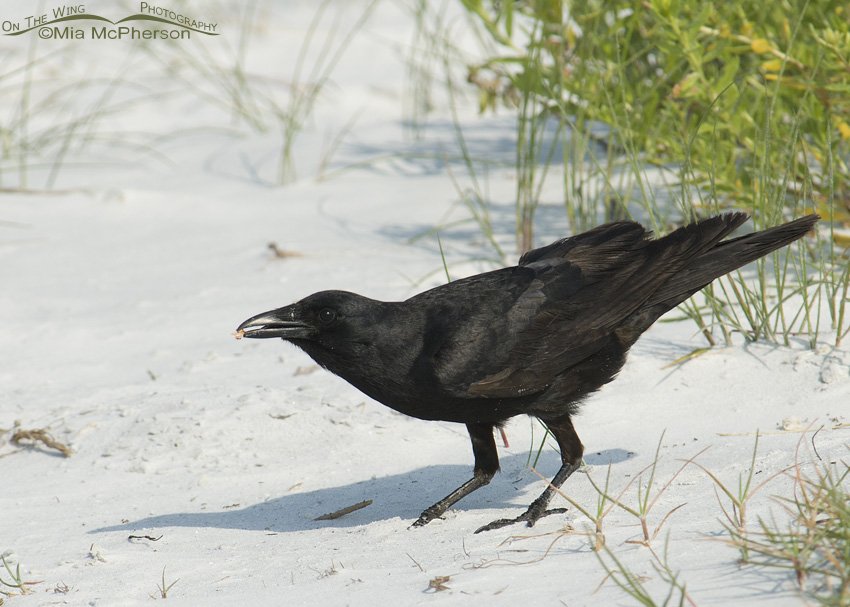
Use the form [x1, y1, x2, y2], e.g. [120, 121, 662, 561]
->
[237, 290, 385, 348]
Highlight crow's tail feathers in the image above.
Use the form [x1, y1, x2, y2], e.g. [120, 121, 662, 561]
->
[657, 213, 818, 308]
[625, 213, 819, 335]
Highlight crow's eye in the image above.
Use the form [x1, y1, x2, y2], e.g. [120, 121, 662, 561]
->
[318, 308, 337, 324]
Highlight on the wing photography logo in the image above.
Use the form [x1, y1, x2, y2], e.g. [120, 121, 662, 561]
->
[2, 3, 218, 40]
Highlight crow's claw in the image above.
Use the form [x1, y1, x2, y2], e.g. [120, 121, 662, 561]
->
[475, 507, 568, 533]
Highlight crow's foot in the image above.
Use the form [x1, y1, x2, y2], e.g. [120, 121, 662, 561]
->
[474, 506, 567, 533]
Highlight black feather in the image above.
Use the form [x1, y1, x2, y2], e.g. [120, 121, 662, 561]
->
[237, 213, 819, 532]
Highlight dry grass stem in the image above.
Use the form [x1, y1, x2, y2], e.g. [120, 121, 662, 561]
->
[10, 428, 71, 457]
[314, 499, 372, 521]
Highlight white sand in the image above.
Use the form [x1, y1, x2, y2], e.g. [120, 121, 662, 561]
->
[1, 2, 848, 605]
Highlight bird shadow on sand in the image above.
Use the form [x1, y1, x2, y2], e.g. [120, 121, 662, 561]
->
[91, 448, 632, 535]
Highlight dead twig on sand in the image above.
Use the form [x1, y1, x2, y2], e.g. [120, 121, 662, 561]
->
[10, 428, 71, 457]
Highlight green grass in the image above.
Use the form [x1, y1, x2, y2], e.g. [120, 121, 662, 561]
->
[725, 444, 850, 605]
[1, 2, 381, 190]
[0, 45, 169, 189]
[138, 0, 381, 186]
[423, 0, 850, 350]
[586, 432, 696, 547]
[595, 537, 696, 607]
[0, 555, 40, 597]
[686, 432, 794, 562]
[152, 566, 179, 600]
[533, 431, 849, 606]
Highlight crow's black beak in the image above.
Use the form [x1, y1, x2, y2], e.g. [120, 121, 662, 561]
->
[236, 306, 313, 339]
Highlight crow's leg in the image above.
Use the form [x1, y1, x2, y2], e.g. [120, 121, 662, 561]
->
[412, 422, 499, 527]
[475, 415, 583, 533]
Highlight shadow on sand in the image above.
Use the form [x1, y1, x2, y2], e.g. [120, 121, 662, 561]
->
[92, 447, 634, 535]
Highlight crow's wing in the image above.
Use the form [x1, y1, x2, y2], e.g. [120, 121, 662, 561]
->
[427, 214, 749, 399]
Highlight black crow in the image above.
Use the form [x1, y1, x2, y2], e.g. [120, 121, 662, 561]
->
[237, 213, 818, 532]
